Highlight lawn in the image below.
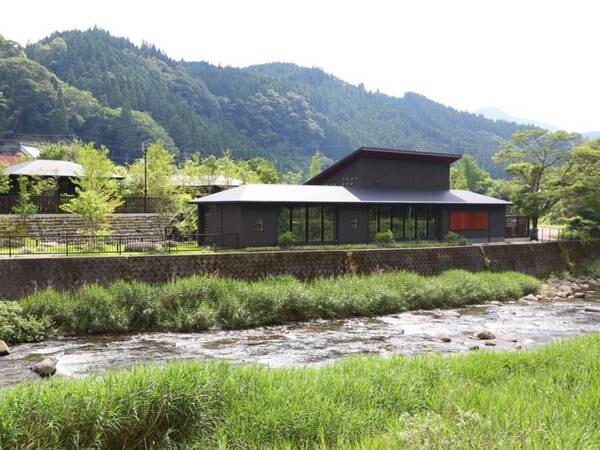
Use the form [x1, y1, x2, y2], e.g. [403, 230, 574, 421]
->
[0, 334, 598, 449]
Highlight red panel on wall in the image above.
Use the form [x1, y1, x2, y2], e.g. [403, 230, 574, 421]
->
[450, 211, 489, 231]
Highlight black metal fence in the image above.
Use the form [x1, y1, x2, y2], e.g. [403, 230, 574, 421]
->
[533, 228, 600, 242]
[0, 233, 239, 257]
[505, 215, 529, 238]
[0, 196, 161, 214]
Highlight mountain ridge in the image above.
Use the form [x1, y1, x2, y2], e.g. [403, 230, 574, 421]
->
[1, 28, 532, 175]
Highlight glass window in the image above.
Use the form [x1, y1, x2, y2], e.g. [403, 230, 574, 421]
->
[278, 207, 290, 235]
[427, 209, 438, 239]
[308, 206, 322, 242]
[405, 206, 415, 240]
[392, 206, 405, 240]
[292, 207, 306, 242]
[323, 206, 336, 241]
[368, 206, 378, 239]
[351, 217, 358, 231]
[416, 207, 428, 240]
[256, 217, 264, 232]
[379, 206, 391, 232]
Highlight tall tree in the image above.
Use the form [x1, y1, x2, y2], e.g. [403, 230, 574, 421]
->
[309, 151, 323, 179]
[0, 162, 9, 194]
[124, 142, 185, 236]
[493, 130, 579, 228]
[61, 143, 123, 235]
[450, 154, 493, 194]
[552, 139, 600, 232]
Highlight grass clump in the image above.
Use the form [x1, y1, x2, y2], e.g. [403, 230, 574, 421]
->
[0, 335, 598, 448]
[15, 270, 540, 340]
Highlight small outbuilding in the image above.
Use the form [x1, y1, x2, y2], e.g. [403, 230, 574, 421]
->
[191, 147, 510, 248]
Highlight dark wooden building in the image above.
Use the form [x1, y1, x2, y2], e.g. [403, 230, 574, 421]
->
[191, 147, 509, 248]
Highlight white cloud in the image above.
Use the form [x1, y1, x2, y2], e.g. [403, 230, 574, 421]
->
[2, 0, 599, 131]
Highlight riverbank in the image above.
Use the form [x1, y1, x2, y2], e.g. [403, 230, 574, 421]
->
[0, 269, 540, 345]
[1, 334, 598, 448]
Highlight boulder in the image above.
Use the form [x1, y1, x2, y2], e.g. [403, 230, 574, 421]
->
[484, 341, 497, 347]
[584, 307, 600, 313]
[502, 334, 518, 343]
[0, 340, 9, 356]
[436, 334, 452, 343]
[521, 294, 538, 301]
[574, 292, 586, 299]
[513, 344, 523, 350]
[0, 239, 23, 248]
[30, 358, 57, 378]
[468, 344, 480, 351]
[475, 330, 495, 340]
[124, 241, 160, 252]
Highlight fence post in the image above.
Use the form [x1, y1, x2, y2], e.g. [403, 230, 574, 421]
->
[118, 235, 122, 255]
[66, 235, 69, 256]
[8, 236, 12, 258]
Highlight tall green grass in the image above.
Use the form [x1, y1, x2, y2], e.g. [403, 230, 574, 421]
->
[12, 270, 539, 342]
[0, 335, 598, 449]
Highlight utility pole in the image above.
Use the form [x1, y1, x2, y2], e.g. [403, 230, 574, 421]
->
[142, 142, 147, 213]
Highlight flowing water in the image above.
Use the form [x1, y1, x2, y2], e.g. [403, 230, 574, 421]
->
[2, 289, 599, 387]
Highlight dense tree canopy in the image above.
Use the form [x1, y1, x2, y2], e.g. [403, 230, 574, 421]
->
[1, 28, 532, 174]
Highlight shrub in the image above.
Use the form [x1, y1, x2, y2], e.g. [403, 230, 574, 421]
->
[278, 231, 294, 248]
[445, 231, 469, 246]
[0, 301, 50, 344]
[374, 229, 394, 245]
[588, 258, 600, 277]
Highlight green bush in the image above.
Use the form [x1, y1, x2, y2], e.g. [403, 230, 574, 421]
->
[278, 231, 294, 247]
[589, 259, 600, 277]
[445, 231, 469, 246]
[0, 301, 50, 344]
[374, 229, 394, 244]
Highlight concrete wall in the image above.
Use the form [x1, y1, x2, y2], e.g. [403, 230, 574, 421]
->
[1, 240, 599, 300]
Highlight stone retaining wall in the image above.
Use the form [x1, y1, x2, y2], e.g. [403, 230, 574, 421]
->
[1, 241, 599, 300]
[0, 214, 162, 237]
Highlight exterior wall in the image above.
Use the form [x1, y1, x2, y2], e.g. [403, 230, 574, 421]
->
[1, 240, 599, 300]
[239, 204, 279, 247]
[337, 205, 369, 243]
[440, 205, 506, 242]
[359, 158, 450, 189]
[315, 156, 450, 189]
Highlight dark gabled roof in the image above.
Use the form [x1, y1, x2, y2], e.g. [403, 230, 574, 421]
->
[190, 184, 510, 205]
[305, 147, 462, 185]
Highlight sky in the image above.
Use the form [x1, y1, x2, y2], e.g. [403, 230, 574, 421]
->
[2, 0, 599, 131]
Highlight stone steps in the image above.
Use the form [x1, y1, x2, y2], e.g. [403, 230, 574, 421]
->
[0, 214, 163, 237]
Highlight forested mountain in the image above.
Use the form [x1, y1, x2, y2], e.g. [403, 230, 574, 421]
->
[0, 28, 531, 175]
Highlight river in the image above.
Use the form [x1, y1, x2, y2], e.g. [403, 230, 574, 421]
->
[1, 283, 599, 387]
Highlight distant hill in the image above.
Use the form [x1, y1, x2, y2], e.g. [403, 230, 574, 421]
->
[0, 29, 532, 175]
[476, 107, 558, 131]
[583, 131, 600, 139]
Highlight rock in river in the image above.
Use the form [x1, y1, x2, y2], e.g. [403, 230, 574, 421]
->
[0, 340, 9, 356]
[584, 307, 600, 313]
[30, 358, 57, 378]
[475, 330, 495, 340]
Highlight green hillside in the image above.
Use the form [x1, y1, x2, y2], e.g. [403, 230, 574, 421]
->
[0, 28, 530, 174]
